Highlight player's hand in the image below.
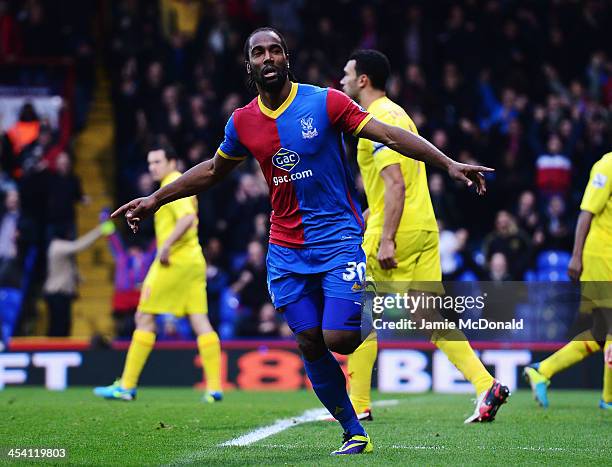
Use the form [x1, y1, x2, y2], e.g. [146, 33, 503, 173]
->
[605, 343, 612, 369]
[158, 245, 170, 266]
[111, 196, 159, 233]
[377, 238, 398, 270]
[362, 208, 370, 228]
[567, 254, 582, 281]
[447, 162, 494, 196]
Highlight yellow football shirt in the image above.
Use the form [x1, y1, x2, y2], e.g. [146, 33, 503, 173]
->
[357, 96, 437, 235]
[581, 152, 612, 257]
[155, 171, 203, 263]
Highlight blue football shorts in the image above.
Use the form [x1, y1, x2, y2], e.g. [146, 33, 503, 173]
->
[266, 242, 367, 333]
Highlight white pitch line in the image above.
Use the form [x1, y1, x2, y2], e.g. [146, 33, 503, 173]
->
[218, 408, 328, 447]
[387, 445, 575, 453]
[219, 399, 399, 447]
[392, 445, 446, 450]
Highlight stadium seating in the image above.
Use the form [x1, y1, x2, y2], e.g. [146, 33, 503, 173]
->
[535, 250, 571, 282]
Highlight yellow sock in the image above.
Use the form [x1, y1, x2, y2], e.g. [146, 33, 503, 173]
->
[121, 329, 156, 389]
[538, 330, 601, 380]
[197, 331, 222, 393]
[348, 331, 377, 413]
[603, 336, 611, 404]
[432, 329, 494, 395]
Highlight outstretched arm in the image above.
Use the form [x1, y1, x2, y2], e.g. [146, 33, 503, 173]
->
[53, 225, 105, 256]
[112, 152, 241, 232]
[106, 227, 124, 259]
[358, 118, 494, 194]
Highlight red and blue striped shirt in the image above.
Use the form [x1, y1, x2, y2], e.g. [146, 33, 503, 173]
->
[218, 82, 372, 248]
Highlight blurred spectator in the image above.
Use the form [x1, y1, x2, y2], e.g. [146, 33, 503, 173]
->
[16, 158, 47, 250]
[6, 103, 40, 170]
[357, 5, 378, 49]
[440, 226, 482, 281]
[241, 303, 292, 338]
[0, 0, 22, 59]
[19, 0, 57, 57]
[232, 240, 268, 310]
[402, 5, 432, 68]
[160, 0, 202, 40]
[402, 64, 429, 113]
[43, 221, 114, 337]
[535, 134, 572, 197]
[487, 252, 511, 282]
[482, 211, 532, 280]
[44, 152, 88, 241]
[428, 173, 458, 228]
[438, 222, 461, 277]
[224, 173, 270, 253]
[541, 195, 573, 252]
[0, 168, 16, 194]
[232, 240, 269, 336]
[19, 123, 53, 175]
[479, 85, 519, 134]
[253, 213, 270, 243]
[256, 303, 278, 336]
[203, 237, 230, 327]
[433, 62, 475, 131]
[0, 190, 20, 286]
[254, 0, 304, 39]
[515, 190, 541, 238]
[156, 314, 193, 340]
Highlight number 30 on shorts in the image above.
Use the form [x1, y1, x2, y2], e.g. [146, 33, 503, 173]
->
[343, 261, 366, 282]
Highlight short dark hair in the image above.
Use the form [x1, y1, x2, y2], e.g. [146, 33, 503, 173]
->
[243, 27, 295, 92]
[349, 49, 391, 91]
[148, 138, 178, 161]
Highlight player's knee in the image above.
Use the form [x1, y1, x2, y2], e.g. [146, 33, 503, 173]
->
[295, 328, 326, 361]
[135, 312, 156, 333]
[190, 314, 213, 335]
[323, 330, 361, 355]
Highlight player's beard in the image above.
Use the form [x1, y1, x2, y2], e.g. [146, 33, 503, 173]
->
[253, 63, 290, 93]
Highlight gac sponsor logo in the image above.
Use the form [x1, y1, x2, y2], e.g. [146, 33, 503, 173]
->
[272, 148, 300, 172]
[272, 169, 313, 186]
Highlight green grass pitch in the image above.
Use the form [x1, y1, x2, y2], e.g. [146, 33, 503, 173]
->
[1, 388, 610, 465]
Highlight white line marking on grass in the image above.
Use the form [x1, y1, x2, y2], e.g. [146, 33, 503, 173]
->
[390, 445, 577, 453]
[370, 399, 399, 407]
[219, 408, 328, 447]
[218, 399, 399, 447]
[515, 447, 567, 452]
[392, 445, 446, 450]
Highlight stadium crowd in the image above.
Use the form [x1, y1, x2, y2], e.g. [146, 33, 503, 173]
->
[1, 0, 611, 338]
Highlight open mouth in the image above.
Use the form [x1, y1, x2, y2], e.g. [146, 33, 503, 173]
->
[263, 67, 278, 79]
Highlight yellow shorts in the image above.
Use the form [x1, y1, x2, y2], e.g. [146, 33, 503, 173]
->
[580, 253, 612, 311]
[363, 230, 443, 294]
[138, 259, 208, 316]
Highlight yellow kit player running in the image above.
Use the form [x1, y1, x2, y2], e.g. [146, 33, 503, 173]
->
[94, 143, 222, 402]
[341, 50, 509, 423]
[525, 152, 612, 410]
